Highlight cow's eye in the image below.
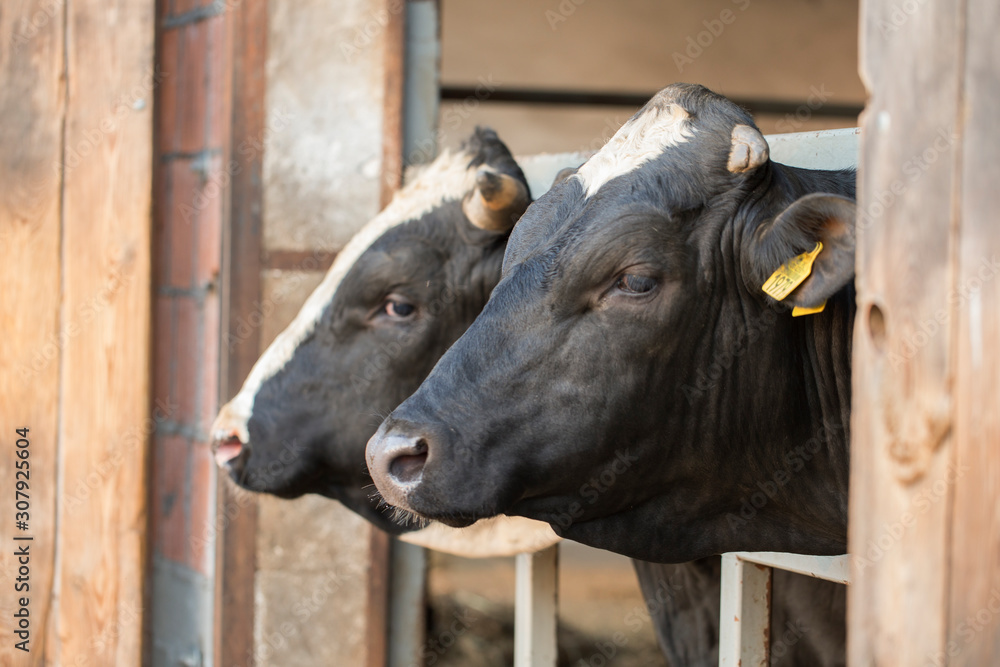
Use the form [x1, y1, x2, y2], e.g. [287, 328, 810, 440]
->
[615, 274, 657, 295]
[381, 298, 416, 320]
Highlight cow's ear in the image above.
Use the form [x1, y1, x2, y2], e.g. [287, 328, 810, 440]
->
[463, 166, 531, 233]
[754, 193, 856, 309]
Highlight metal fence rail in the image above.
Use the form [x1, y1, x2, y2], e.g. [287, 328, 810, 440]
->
[718, 552, 850, 667]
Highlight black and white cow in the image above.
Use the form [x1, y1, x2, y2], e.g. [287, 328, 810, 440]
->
[212, 128, 558, 556]
[367, 84, 857, 565]
[213, 126, 846, 666]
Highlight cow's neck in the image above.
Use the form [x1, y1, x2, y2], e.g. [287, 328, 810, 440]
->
[704, 162, 855, 553]
[697, 295, 853, 554]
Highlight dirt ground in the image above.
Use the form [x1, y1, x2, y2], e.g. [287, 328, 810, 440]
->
[427, 541, 668, 667]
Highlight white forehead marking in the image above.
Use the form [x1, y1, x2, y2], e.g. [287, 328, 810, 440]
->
[213, 148, 479, 440]
[574, 103, 693, 199]
[400, 516, 561, 558]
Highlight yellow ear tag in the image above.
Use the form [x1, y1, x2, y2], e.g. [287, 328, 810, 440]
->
[792, 301, 826, 317]
[761, 242, 823, 301]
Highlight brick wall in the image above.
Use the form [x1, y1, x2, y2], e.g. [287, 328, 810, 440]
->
[151, 2, 231, 664]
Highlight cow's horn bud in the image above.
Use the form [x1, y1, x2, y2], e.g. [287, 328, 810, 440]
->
[727, 124, 769, 173]
[463, 167, 530, 232]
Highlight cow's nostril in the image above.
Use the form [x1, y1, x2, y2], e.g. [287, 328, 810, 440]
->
[388, 438, 428, 485]
[213, 434, 245, 468]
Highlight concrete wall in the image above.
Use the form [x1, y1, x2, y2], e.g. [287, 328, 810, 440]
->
[254, 0, 388, 664]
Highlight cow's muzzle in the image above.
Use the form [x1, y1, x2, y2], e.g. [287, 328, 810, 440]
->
[211, 404, 251, 480]
[366, 421, 430, 511]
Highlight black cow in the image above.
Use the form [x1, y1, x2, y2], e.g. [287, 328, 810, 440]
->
[367, 83, 857, 566]
[214, 126, 846, 665]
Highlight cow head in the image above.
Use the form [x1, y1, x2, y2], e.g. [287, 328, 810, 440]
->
[367, 84, 858, 562]
[212, 129, 560, 554]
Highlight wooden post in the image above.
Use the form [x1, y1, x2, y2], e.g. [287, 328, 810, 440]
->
[216, 0, 268, 664]
[851, 0, 1000, 663]
[945, 0, 1000, 663]
[0, 2, 65, 664]
[514, 545, 559, 667]
[57, 0, 155, 663]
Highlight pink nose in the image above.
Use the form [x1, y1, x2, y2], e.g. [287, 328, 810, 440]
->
[213, 430, 244, 467]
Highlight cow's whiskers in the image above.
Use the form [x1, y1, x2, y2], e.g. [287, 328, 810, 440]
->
[368, 489, 429, 528]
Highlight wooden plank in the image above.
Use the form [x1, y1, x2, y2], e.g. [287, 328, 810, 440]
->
[57, 0, 154, 663]
[216, 0, 267, 665]
[0, 1, 65, 664]
[514, 545, 559, 667]
[849, 0, 965, 663]
[718, 554, 771, 667]
[945, 0, 1000, 664]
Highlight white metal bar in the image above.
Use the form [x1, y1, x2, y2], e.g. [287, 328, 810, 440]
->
[387, 542, 427, 667]
[732, 552, 851, 585]
[764, 127, 860, 170]
[719, 552, 850, 667]
[719, 553, 772, 667]
[514, 544, 559, 667]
